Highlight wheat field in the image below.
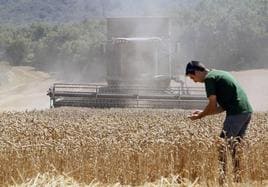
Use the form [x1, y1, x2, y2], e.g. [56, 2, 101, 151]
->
[0, 107, 267, 186]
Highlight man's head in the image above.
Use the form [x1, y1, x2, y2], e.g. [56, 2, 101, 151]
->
[185, 61, 208, 83]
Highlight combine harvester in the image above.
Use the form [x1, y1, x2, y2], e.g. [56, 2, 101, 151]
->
[47, 17, 207, 109]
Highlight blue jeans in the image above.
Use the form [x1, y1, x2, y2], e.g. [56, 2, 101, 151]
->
[218, 112, 252, 183]
[220, 112, 252, 139]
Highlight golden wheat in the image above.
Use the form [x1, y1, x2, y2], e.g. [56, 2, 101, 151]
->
[0, 108, 267, 186]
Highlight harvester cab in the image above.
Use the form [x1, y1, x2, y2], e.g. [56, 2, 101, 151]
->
[47, 17, 207, 109]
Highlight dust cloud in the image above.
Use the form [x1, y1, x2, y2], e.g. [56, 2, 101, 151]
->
[0, 1, 266, 112]
[1, 61, 268, 112]
[231, 69, 268, 112]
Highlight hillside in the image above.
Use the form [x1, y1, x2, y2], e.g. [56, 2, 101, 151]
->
[0, 0, 266, 72]
[0, 0, 102, 24]
[0, 0, 187, 24]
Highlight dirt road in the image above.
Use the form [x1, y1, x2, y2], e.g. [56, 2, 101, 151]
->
[0, 62, 54, 112]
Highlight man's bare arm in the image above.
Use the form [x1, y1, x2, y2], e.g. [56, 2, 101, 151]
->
[189, 95, 224, 120]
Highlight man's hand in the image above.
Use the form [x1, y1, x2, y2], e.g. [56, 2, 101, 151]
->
[187, 95, 220, 120]
[187, 110, 202, 120]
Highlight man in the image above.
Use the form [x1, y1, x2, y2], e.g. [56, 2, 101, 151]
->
[185, 60, 253, 184]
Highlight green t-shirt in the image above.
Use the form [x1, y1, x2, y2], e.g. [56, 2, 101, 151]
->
[205, 70, 253, 115]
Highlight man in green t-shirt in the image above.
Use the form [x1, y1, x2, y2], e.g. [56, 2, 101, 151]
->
[185, 60, 253, 184]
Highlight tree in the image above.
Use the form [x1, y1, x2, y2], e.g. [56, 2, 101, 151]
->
[6, 38, 29, 66]
[169, 0, 268, 70]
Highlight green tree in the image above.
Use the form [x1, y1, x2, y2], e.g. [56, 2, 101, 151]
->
[30, 22, 49, 41]
[170, 0, 267, 70]
[6, 38, 29, 66]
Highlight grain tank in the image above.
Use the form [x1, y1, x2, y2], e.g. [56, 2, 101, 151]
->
[105, 17, 172, 88]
